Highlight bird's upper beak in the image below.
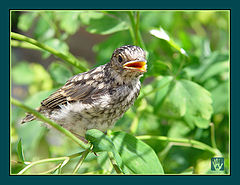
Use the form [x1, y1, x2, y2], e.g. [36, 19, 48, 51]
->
[123, 59, 147, 72]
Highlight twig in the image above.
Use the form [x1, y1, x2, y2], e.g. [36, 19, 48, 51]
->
[136, 135, 222, 156]
[18, 157, 69, 175]
[72, 149, 90, 174]
[210, 122, 217, 149]
[17, 152, 84, 175]
[11, 32, 88, 72]
[11, 98, 90, 149]
[107, 152, 123, 174]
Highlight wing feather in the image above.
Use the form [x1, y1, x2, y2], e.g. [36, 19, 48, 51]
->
[41, 74, 106, 109]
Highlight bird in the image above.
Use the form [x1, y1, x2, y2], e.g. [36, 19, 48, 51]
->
[21, 45, 147, 141]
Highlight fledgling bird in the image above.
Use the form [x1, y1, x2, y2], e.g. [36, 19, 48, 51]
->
[21, 45, 147, 140]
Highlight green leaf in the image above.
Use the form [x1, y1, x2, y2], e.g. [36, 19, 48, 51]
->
[211, 81, 229, 113]
[79, 11, 103, 25]
[12, 62, 34, 85]
[16, 121, 46, 159]
[49, 62, 73, 84]
[18, 12, 37, 31]
[42, 38, 69, 59]
[147, 58, 172, 77]
[183, 52, 229, 79]
[97, 152, 112, 172]
[17, 139, 25, 162]
[153, 76, 173, 111]
[168, 121, 191, 138]
[199, 61, 229, 83]
[150, 28, 188, 56]
[29, 63, 53, 94]
[85, 129, 129, 174]
[24, 90, 55, 108]
[86, 129, 115, 152]
[111, 131, 164, 174]
[33, 12, 55, 41]
[157, 78, 213, 128]
[86, 12, 129, 35]
[58, 12, 81, 34]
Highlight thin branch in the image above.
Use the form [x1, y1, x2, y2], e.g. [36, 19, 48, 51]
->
[18, 157, 69, 175]
[17, 152, 84, 175]
[210, 122, 217, 149]
[11, 32, 88, 72]
[138, 79, 172, 101]
[127, 11, 145, 50]
[11, 98, 90, 150]
[37, 163, 63, 175]
[107, 152, 123, 174]
[130, 113, 139, 135]
[127, 12, 136, 45]
[11, 40, 41, 50]
[73, 149, 90, 174]
[136, 135, 222, 156]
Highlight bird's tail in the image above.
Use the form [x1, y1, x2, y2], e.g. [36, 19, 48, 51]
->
[21, 114, 36, 124]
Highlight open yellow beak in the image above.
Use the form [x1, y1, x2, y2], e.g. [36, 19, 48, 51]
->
[123, 60, 147, 72]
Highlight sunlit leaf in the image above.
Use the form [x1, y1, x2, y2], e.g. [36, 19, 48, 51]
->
[184, 52, 229, 79]
[168, 121, 191, 138]
[111, 131, 164, 174]
[34, 12, 55, 41]
[42, 38, 69, 59]
[199, 61, 229, 83]
[150, 28, 188, 56]
[156, 77, 213, 128]
[25, 90, 55, 108]
[58, 12, 81, 34]
[79, 11, 103, 25]
[86, 12, 129, 35]
[211, 81, 229, 113]
[12, 62, 34, 85]
[85, 129, 129, 174]
[18, 12, 37, 31]
[17, 121, 46, 159]
[49, 62, 73, 85]
[29, 64, 53, 94]
[97, 152, 112, 173]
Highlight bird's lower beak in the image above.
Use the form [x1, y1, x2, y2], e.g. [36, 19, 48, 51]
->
[123, 60, 147, 72]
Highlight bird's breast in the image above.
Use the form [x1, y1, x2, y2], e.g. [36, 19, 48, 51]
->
[49, 79, 141, 136]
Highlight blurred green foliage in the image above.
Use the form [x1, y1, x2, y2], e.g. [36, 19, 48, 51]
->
[11, 10, 229, 175]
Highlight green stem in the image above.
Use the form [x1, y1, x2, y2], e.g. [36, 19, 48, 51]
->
[18, 157, 67, 175]
[73, 149, 90, 174]
[136, 135, 222, 156]
[129, 113, 139, 135]
[17, 152, 83, 175]
[11, 32, 88, 72]
[39, 12, 61, 38]
[107, 152, 123, 174]
[11, 40, 41, 50]
[134, 12, 139, 46]
[210, 123, 217, 149]
[127, 11, 145, 50]
[135, 12, 146, 50]
[128, 12, 137, 45]
[11, 98, 90, 150]
[38, 163, 63, 175]
[138, 79, 172, 102]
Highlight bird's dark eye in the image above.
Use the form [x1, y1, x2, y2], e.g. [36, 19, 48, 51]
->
[118, 56, 123, 63]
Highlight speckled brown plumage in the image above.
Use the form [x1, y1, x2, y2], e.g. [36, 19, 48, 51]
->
[21, 45, 147, 138]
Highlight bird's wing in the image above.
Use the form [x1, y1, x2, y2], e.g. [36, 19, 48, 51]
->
[41, 75, 106, 109]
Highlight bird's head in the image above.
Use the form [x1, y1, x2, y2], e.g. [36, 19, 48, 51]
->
[110, 45, 147, 77]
